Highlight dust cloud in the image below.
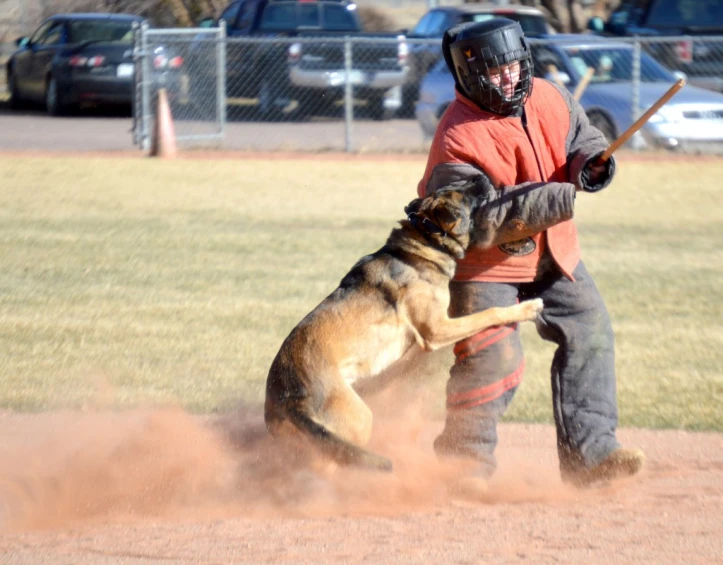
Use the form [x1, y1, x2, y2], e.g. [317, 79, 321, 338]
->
[0, 388, 574, 533]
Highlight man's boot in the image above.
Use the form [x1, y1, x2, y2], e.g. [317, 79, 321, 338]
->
[561, 447, 646, 488]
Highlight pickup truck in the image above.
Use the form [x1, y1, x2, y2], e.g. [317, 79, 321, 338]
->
[193, 0, 408, 119]
[588, 0, 723, 93]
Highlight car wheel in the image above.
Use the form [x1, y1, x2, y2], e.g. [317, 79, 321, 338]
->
[397, 84, 419, 118]
[365, 94, 393, 121]
[45, 76, 66, 116]
[587, 111, 616, 143]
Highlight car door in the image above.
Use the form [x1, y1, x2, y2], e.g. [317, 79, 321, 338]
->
[220, 0, 252, 96]
[225, 0, 262, 96]
[12, 20, 54, 98]
[28, 21, 67, 100]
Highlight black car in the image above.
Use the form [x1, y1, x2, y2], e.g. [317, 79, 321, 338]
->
[6, 13, 182, 115]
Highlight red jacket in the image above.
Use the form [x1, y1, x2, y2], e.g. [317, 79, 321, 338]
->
[418, 79, 614, 282]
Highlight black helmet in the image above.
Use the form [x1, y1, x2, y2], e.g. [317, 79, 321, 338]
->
[443, 18, 533, 116]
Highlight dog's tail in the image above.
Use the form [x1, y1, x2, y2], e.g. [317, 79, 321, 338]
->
[286, 409, 393, 472]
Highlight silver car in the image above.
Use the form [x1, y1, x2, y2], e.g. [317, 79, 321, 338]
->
[416, 35, 723, 152]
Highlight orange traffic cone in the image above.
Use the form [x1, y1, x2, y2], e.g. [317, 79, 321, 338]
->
[150, 87, 177, 159]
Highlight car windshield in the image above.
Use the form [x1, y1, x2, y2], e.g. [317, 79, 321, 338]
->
[259, 2, 357, 31]
[68, 20, 135, 44]
[462, 13, 549, 36]
[561, 46, 676, 83]
[646, 0, 723, 29]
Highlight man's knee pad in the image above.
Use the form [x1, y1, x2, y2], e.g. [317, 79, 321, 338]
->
[445, 324, 524, 411]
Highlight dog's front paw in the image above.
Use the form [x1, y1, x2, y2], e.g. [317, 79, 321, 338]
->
[518, 298, 544, 321]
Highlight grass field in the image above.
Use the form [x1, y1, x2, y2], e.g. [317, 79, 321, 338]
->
[0, 155, 721, 432]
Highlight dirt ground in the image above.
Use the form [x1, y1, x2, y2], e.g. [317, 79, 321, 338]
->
[0, 148, 721, 563]
[0, 392, 721, 565]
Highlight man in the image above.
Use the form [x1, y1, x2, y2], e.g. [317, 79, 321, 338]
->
[417, 18, 645, 491]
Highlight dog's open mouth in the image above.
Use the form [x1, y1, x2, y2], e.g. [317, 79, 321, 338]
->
[407, 212, 447, 238]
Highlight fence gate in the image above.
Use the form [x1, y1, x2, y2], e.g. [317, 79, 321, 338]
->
[133, 22, 226, 151]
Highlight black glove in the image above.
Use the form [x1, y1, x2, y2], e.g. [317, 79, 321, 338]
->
[580, 152, 616, 192]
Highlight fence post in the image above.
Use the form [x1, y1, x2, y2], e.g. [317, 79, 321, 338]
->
[217, 20, 227, 142]
[343, 36, 354, 153]
[132, 21, 140, 148]
[631, 37, 643, 151]
[140, 21, 152, 152]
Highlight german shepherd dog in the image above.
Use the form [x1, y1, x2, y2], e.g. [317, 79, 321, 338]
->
[264, 184, 543, 472]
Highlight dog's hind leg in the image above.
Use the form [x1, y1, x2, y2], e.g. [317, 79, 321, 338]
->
[288, 386, 393, 472]
[320, 383, 374, 447]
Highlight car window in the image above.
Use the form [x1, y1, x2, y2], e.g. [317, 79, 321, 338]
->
[258, 2, 356, 31]
[37, 23, 65, 46]
[68, 20, 135, 44]
[609, 3, 633, 26]
[462, 13, 548, 36]
[299, 3, 319, 27]
[508, 14, 549, 36]
[235, 0, 257, 32]
[562, 46, 676, 83]
[608, 0, 650, 27]
[323, 4, 358, 31]
[220, 1, 243, 28]
[259, 3, 296, 29]
[411, 12, 435, 36]
[29, 21, 55, 44]
[424, 11, 450, 36]
[646, 0, 723, 28]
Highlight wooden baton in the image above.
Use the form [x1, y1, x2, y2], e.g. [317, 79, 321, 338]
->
[573, 67, 596, 102]
[599, 78, 686, 162]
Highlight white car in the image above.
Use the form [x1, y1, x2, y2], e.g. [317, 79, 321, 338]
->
[416, 35, 723, 153]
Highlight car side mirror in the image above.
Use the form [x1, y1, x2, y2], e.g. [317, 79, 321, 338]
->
[198, 17, 215, 28]
[672, 70, 687, 82]
[587, 16, 605, 34]
[545, 70, 571, 85]
[15, 36, 29, 47]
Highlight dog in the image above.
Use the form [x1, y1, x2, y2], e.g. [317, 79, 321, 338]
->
[264, 183, 544, 472]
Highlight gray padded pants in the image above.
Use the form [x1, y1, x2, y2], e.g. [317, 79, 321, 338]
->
[434, 260, 621, 477]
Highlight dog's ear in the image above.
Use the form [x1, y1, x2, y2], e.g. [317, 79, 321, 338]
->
[435, 174, 494, 204]
[432, 189, 468, 234]
[404, 198, 424, 216]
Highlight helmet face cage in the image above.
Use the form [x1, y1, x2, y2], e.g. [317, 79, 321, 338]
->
[448, 21, 534, 116]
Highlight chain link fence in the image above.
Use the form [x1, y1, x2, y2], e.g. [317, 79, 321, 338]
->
[133, 22, 226, 150]
[133, 24, 409, 152]
[530, 35, 723, 153]
[132, 27, 723, 154]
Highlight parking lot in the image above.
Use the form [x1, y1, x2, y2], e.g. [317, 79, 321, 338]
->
[0, 100, 431, 153]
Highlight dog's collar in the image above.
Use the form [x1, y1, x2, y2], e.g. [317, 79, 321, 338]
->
[407, 212, 446, 239]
